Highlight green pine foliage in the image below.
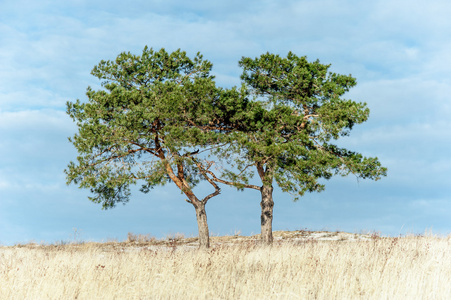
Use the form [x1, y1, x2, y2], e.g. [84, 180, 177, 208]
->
[214, 52, 387, 200]
[66, 47, 232, 209]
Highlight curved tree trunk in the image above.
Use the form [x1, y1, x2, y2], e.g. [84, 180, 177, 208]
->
[260, 184, 274, 245]
[193, 201, 210, 249]
[162, 158, 211, 249]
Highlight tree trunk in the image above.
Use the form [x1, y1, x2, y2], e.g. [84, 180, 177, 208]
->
[193, 201, 210, 249]
[260, 183, 274, 245]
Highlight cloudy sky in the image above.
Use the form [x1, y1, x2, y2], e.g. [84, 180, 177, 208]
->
[1, 0, 450, 245]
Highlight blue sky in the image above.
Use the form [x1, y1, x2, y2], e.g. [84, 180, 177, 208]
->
[1, 0, 450, 244]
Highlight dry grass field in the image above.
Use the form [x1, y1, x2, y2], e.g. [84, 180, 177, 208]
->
[1, 230, 450, 299]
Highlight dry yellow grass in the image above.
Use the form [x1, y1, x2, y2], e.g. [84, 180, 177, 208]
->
[1, 231, 450, 299]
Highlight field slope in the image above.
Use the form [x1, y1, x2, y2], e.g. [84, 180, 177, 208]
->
[1, 230, 450, 299]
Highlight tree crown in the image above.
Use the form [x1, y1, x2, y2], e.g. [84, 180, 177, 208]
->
[66, 47, 237, 208]
[213, 52, 386, 198]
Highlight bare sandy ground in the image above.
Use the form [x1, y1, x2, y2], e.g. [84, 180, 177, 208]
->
[95, 230, 377, 252]
[2, 230, 379, 253]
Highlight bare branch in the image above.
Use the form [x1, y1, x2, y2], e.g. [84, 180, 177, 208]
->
[194, 158, 260, 191]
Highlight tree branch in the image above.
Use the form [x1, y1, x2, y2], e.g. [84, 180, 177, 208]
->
[194, 158, 261, 191]
[196, 161, 221, 205]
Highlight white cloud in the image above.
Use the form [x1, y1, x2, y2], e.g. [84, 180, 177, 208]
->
[0, 110, 76, 190]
